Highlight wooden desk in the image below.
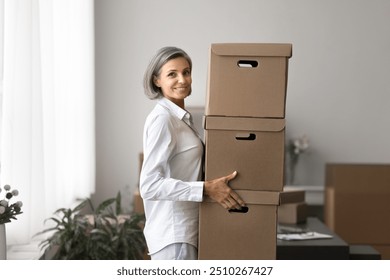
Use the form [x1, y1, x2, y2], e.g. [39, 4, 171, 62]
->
[277, 217, 349, 260]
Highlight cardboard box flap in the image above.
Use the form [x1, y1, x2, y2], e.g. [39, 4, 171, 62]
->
[204, 190, 280, 205]
[211, 43, 292, 58]
[204, 116, 285, 132]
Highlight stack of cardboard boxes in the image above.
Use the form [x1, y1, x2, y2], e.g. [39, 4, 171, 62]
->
[198, 43, 292, 259]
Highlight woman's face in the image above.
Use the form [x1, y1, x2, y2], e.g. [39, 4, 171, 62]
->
[154, 57, 192, 106]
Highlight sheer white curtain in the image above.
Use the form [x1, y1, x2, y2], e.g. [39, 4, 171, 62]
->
[1, 0, 95, 245]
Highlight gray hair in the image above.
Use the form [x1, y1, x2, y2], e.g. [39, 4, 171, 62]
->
[143, 46, 192, 99]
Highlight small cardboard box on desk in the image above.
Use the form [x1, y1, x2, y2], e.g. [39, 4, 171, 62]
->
[198, 190, 280, 260]
[278, 187, 308, 224]
[278, 202, 308, 224]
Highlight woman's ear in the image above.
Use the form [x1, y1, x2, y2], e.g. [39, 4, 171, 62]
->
[153, 76, 160, 88]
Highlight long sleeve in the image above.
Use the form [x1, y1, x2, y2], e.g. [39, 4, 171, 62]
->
[140, 105, 203, 202]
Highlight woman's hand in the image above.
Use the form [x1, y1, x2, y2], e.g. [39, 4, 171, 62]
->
[204, 171, 246, 210]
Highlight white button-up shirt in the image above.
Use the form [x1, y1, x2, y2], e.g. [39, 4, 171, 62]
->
[140, 97, 204, 255]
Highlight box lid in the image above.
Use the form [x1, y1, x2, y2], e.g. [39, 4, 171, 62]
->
[204, 190, 280, 205]
[204, 116, 285, 132]
[280, 187, 306, 204]
[211, 43, 292, 58]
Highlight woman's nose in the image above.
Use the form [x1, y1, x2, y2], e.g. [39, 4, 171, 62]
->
[177, 74, 186, 83]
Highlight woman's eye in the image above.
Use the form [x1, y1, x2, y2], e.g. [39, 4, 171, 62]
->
[168, 72, 176, 77]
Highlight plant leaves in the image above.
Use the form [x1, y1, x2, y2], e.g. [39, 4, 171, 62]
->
[36, 192, 147, 260]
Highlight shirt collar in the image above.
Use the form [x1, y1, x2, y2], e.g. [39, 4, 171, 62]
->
[157, 97, 189, 121]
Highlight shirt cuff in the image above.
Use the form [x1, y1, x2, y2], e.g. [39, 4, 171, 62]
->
[188, 181, 204, 202]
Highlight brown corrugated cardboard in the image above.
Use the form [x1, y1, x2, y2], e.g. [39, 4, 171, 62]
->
[324, 186, 336, 230]
[278, 202, 308, 224]
[198, 190, 280, 260]
[204, 116, 285, 191]
[325, 163, 390, 194]
[324, 164, 390, 250]
[133, 190, 144, 214]
[325, 189, 390, 244]
[205, 43, 292, 118]
[280, 186, 305, 204]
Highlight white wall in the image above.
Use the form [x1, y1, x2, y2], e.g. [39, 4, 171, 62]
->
[93, 0, 390, 209]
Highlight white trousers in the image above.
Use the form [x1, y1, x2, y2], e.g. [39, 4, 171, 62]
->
[150, 243, 198, 260]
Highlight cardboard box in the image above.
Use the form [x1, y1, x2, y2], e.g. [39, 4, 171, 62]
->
[198, 190, 280, 260]
[278, 202, 308, 224]
[324, 164, 390, 246]
[204, 116, 285, 191]
[280, 186, 305, 204]
[205, 43, 292, 118]
[325, 188, 390, 244]
[133, 190, 144, 214]
[325, 163, 390, 194]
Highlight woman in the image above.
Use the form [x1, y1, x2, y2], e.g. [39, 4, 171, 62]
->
[140, 46, 245, 260]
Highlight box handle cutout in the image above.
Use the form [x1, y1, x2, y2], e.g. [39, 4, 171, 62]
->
[237, 60, 258, 68]
[235, 133, 256, 141]
[228, 206, 249, 213]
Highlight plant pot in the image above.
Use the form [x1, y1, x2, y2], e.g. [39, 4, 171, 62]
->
[0, 224, 6, 260]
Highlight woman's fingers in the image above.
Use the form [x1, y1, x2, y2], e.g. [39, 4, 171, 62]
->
[221, 171, 246, 210]
[229, 191, 246, 208]
[224, 170, 237, 183]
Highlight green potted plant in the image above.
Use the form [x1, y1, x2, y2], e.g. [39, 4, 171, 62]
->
[37, 192, 147, 260]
